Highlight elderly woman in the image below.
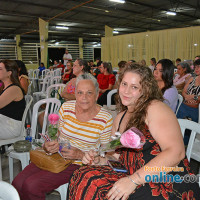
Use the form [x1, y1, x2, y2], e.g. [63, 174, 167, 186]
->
[68, 63, 200, 200]
[177, 59, 200, 122]
[154, 59, 178, 112]
[61, 58, 90, 101]
[12, 73, 113, 200]
[0, 59, 25, 139]
[173, 62, 191, 93]
[38, 58, 90, 127]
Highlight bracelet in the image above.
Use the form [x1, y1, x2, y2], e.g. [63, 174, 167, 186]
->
[127, 176, 139, 186]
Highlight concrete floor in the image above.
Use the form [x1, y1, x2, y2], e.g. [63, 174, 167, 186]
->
[1, 154, 61, 200]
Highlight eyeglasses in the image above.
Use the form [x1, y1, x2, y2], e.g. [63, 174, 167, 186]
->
[76, 91, 94, 97]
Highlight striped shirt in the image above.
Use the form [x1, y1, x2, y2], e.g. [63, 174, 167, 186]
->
[58, 100, 113, 154]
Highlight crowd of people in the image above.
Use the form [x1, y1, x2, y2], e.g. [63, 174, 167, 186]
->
[0, 53, 200, 199]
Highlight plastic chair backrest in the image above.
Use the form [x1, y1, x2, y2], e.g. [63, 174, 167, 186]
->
[27, 81, 32, 95]
[33, 69, 39, 79]
[28, 69, 34, 79]
[178, 119, 200, 161]
[0, 181, 20, 200]
[51, 76, 62, 85]
[46, 84, 66, 98]
[54, 68, 62, 76]
[31, 98, 61, 139]
[40, 76, 51, 93]
[175, 94, 183, 115]
[40, 69, 50, 79]
[107, 89, 117, 107]
[0, 95, 33, 146]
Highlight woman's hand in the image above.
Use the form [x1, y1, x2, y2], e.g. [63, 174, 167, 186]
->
[43, 140, 59, 154]
[61, 146, 84, 160]
[184, 94, 194, 101]
[82, 150, 101, 165]
[107, 177, 136, 200]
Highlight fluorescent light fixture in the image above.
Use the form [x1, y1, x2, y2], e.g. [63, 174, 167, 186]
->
[109, 0, 125, 3]
[113, 31, 119, 34]
[56, 26, 69, 30]
[166, 11, 176, 16]
[55, 42, 59, 45]
[194, 43, 198, 46]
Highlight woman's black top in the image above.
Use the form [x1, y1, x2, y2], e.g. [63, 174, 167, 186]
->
[0, 84, 26, 121]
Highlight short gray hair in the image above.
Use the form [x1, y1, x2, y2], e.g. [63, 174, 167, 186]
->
[76, 73, 99, 94]
[178, 62, 192, 73]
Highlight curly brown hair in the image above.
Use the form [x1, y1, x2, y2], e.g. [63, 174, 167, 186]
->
[116, 63, 164, 131]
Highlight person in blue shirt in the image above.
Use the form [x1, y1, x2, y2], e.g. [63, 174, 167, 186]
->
[38, 63, 45, 76]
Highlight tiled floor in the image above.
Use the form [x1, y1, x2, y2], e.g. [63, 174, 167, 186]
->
[1, 154, 61, 200]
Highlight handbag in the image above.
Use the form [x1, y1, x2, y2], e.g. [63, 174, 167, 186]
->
[30, 149, 72, 173]
[14, 140, 32, 152]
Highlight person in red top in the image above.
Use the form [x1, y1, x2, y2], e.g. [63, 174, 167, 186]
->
[57, 60, 65, 74]
[97, 62, 115, 105]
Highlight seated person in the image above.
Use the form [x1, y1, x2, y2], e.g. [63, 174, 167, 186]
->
[16, 60, 30, 95]
[12, 73, 113, 200]
[177, 59, 200, 123]
[38, 58, 90, 128]
[49, 60, 59, 70]
[57, 60, 65, 74]
[173, 62, 191, 93]
[38, 62, 45, 76]
[68, 63, 200, 200]
[148, 57, 156, 72]
[61, 58, 90, 101]
[0, 60, 25, 139]
[97, 62, 116, 106]
[62, 61, 74, 84]
[154, 59, 178, 112]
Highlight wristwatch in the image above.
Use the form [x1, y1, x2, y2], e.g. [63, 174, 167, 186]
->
[194, 95, 198, 101]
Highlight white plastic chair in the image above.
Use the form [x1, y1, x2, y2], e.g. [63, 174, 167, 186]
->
[54, 68, 62, 76]
[8, 98, 61, 183]
[178, 119, 200, 187]
[46, 84, 66, 98]
[175, 94, 183, 115]
[33, 76, 51, 104]
[27, 80, 32, 95]
[29, 69, 39, 92]
[0, 181, 20, 200]
[178, 119, 200, 161]
[38, 69, 50, 91]
[107, 89, 117, 107]
[0, 95, 33, 180]
[9, 98, 67, 199]
[51, 76, 62, 85]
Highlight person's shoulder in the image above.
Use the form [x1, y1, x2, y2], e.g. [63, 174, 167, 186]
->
[147, 100, 172, 117]
[165, 86, 178, 94]
[61, 100, 76, 109]
[109, 74, 115, 78]
[100, 106, 112, 116]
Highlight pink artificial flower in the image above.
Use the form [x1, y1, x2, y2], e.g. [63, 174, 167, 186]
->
[48, 113, 59, 125]
[120, 127, 146, 148]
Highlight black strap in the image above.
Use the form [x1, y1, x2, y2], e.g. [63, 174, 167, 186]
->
[0, 83, 15, 95]
[117, 110, 127, 132]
